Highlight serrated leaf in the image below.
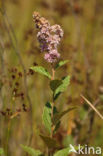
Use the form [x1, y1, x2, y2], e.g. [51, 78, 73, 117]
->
[30, 66, 51, 79]
[54, 76, 70, 100]
[0, 148, 4, 155]
[42, 102, 52, 134]
[39, 134, 58, 148]
[53, 107, 76, 125]
[54, 147, 70, 156]
[55, 60, 69, 70]
[21, 145, 43, 156]
[50, 80, 62, 92]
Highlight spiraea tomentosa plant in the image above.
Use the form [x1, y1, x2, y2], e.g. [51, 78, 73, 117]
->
[21, 12, 75, 156]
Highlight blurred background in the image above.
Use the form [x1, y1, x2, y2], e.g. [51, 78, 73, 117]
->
[0, 0, 103, 155]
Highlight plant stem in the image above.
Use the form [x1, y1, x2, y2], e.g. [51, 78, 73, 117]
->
[51, 68, 55, 138]
[51, 68, 55, 80]
[51, 96, 54, 138]
[49, 67, 55, 156]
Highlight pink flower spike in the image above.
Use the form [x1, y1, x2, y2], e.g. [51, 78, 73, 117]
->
[33, 12, 63, 63]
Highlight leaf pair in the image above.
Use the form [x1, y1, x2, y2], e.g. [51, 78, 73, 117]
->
[50, 75, 70, 100]
[30, 60, 69, 80]
[42, 102, 76, 134]
[52, 107, 76, 125]
[21, 144, 81, 156]
[21, 145, 70, 156]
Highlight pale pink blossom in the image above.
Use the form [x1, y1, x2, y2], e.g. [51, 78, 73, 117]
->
[44, 50, 60, 63]
[33, 12, 63, 63]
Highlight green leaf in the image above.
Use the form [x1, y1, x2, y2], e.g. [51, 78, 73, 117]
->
[30, 66, 51, 79]
[0, 148, 4, 155]
[39, 134, 58, 148]
[50, 80, 62, 92]
[42, 102, 52, 134]
[53, 107, 76, 125]
[54, 76, 70, 100]
[54, 147, 70, 156]
[53, 121, 61, 134]
[55, 60, 69, 70]
[21, 145, 43, 156]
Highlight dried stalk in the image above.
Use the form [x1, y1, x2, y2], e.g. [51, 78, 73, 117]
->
[81, 95, 103, 120]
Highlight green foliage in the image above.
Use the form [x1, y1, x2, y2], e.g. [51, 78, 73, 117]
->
[63, 135, 74, 147]
[0, 148, 4, 155]
[1, 1, 103, 155]
[52, 106, 76, 134]
[55, 60, 69, 70]
[42, 102, 52, 134]
[54, 76, 70, 100]
[53, 147, 70, 156]
[53, 107, 76, 125]
[54, 145, 81, 156]
[39, 134, 58, 148]
[50, 80, 62, 92]
[21, 145, 43, 156]
[30, 66, 51, 79]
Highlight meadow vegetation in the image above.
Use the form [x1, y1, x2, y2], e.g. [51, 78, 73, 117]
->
[0, 0, 103, 155]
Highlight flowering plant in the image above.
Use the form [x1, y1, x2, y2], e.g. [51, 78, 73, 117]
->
[21, 12, 75, 156]
[33, 12, 63, 63]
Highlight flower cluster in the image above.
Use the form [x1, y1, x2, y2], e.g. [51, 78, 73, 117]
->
[33, 12, 63, 63]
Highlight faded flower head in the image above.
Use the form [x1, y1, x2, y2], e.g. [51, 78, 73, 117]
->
[33, 11, 63, 63]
